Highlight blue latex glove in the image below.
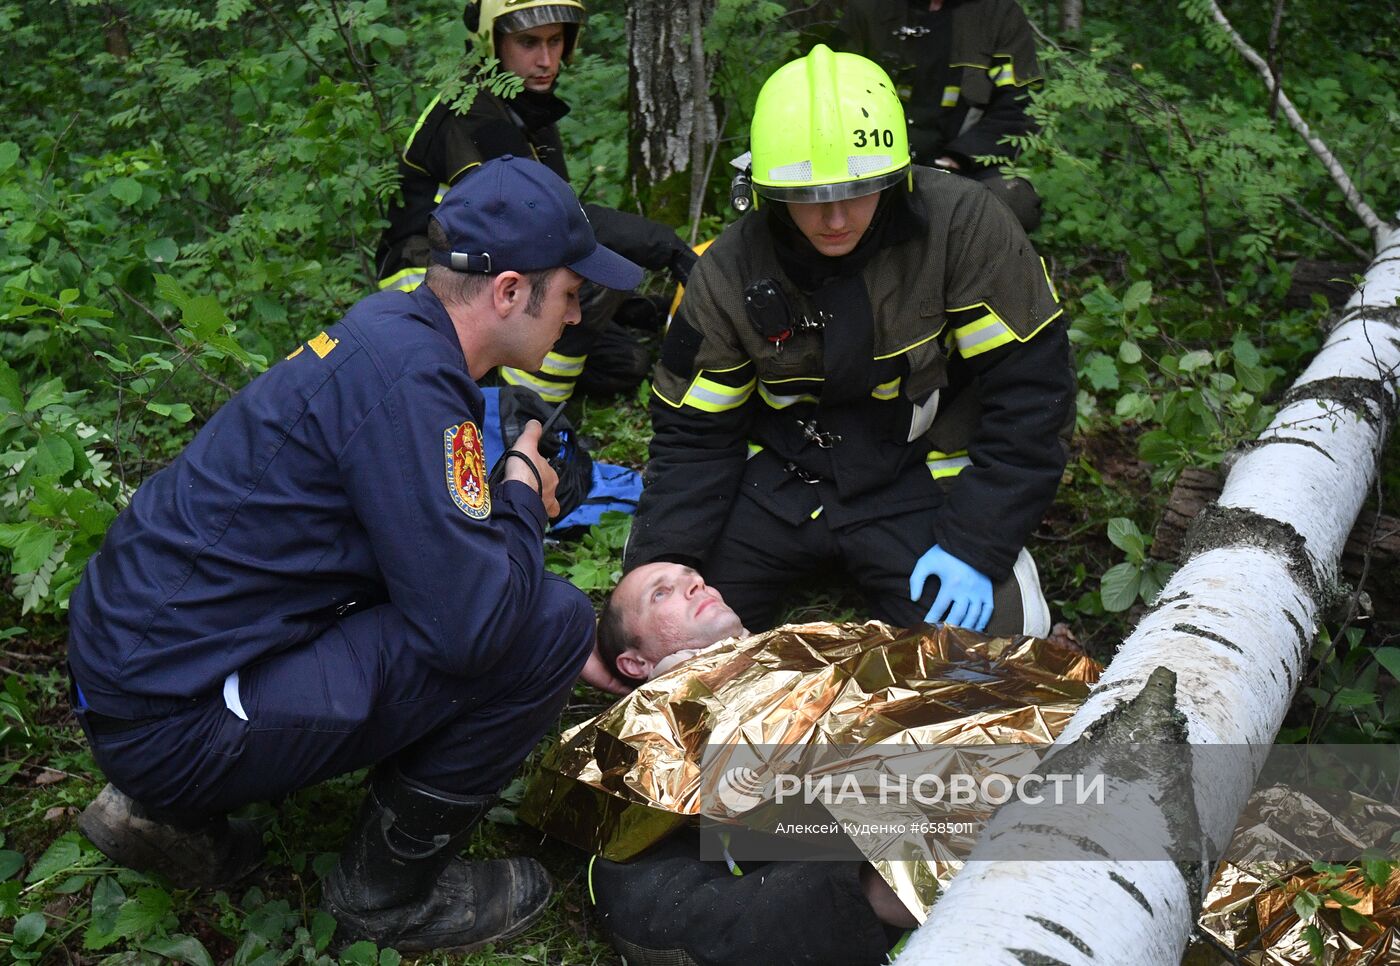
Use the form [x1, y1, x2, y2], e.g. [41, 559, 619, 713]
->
[909, 544, 994, 632]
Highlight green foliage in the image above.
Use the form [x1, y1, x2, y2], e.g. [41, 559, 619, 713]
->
[1280, 859, 1399, 965]
[0, 280, 260, 614]
[694, 0, 800, 230]
[1097, 517, 1174, 613]
[0, 833, 228, 963]
[546, 511, 631, 594]
[705, 0, 800, 139]
[1015, 13, 1396, 625]
[0, 675, 49, 781]
[1014, 37, 1313, 288]
[0, 1, 473, 614]
[1068, 278, 1287, 487]
[556, 4, 631, 208]
[1283, 626, 1400, 744]
[577, 377, 656, 465]
[0, 797, 604, 964]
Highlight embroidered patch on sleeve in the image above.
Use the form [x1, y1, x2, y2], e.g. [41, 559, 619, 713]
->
[443, 420, 491, 519]
[309, 332, 339, 358]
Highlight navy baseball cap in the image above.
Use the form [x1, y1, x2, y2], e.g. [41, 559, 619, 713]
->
[429, 155, 643, 291]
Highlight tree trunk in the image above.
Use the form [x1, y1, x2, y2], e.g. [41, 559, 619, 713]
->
[1150, 467, 1400, 607]
[896, 224, 1400, 964]
[102, 3, 131, 60]
[1059, 0, 1083, 35]
[1283, 258, 1368, 310]
[626, 0, 717, 226]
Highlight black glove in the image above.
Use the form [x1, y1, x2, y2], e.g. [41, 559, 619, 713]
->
[584, 204, 693, 277]
[669, 243, 699, 285]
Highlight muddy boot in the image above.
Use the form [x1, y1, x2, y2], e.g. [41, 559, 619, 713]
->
[320, 770, 551, 954]
[78, 783, 264, 889]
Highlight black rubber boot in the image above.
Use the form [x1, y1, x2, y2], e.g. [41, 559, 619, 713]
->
[77, 783, 264, 889]
[320, 770, 552, 954]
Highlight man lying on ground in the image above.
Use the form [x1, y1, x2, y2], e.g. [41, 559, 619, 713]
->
[586, 562, 923, 965]
[581, 559, 1090, 965]
[598, 561, 1081, 687]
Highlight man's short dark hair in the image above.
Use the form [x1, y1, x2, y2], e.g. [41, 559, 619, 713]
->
[596, 590, 646, 685]
[426, 217, 558, 314]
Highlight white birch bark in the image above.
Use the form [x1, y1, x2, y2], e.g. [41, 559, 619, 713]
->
[1059, 0, 1083, 35]
[895, 227, 1400, 964]
[626, 1, 717, 196]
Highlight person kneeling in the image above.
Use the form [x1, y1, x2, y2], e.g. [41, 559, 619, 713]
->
[66, 157, 641, 955]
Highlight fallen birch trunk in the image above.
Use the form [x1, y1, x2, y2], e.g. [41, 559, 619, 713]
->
[1150, 467, 1400, 598]
[895, 227, 1400, 964]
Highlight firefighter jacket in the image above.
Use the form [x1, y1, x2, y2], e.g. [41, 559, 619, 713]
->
[624, 167, 1074, 583]
[374, 84, 688, 400]
[67, 285, 552, 719]
[376, 85, 687, 292]
[835, 0, 1042, 172]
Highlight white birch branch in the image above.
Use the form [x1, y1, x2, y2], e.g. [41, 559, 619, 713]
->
[1206, 0, 1390, 242]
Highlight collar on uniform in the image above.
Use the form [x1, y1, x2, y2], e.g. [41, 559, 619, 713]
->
[408, 283, 470, 366]
[508, 88, 571, 132]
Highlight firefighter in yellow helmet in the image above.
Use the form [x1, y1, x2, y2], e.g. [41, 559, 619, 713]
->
[591, 49, 1072, 962]
[624, 44, 1074, 657]
[376, 0, 696, 401]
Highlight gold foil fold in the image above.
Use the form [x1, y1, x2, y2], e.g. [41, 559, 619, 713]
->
[1194, 789, 1400, 965]
[519, 620, 1099, 919]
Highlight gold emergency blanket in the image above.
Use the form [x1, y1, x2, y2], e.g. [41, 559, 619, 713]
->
[1193, 862, 1400, 965]
[1192, 788, 1400, 965]
[519, 620, 1100, 919]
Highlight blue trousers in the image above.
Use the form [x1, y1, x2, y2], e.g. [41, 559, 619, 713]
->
[80, 574, 594, 816]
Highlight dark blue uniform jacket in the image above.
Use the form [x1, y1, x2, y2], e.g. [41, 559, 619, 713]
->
[68, 286, 548, 718]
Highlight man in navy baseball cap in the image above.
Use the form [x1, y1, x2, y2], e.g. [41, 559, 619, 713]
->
[429, 153, 643, 291]
[68, 159, 639, 953]
[413, 155, 644, 387]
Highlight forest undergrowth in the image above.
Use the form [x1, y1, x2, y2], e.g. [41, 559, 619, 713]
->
[1, 1, 1397, 962]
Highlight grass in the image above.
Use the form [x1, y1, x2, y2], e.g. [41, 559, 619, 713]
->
[0, 661, 623, 964]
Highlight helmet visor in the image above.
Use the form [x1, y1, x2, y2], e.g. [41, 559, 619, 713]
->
[753, 166, 909, 204]
[495, 3, 585, 34]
